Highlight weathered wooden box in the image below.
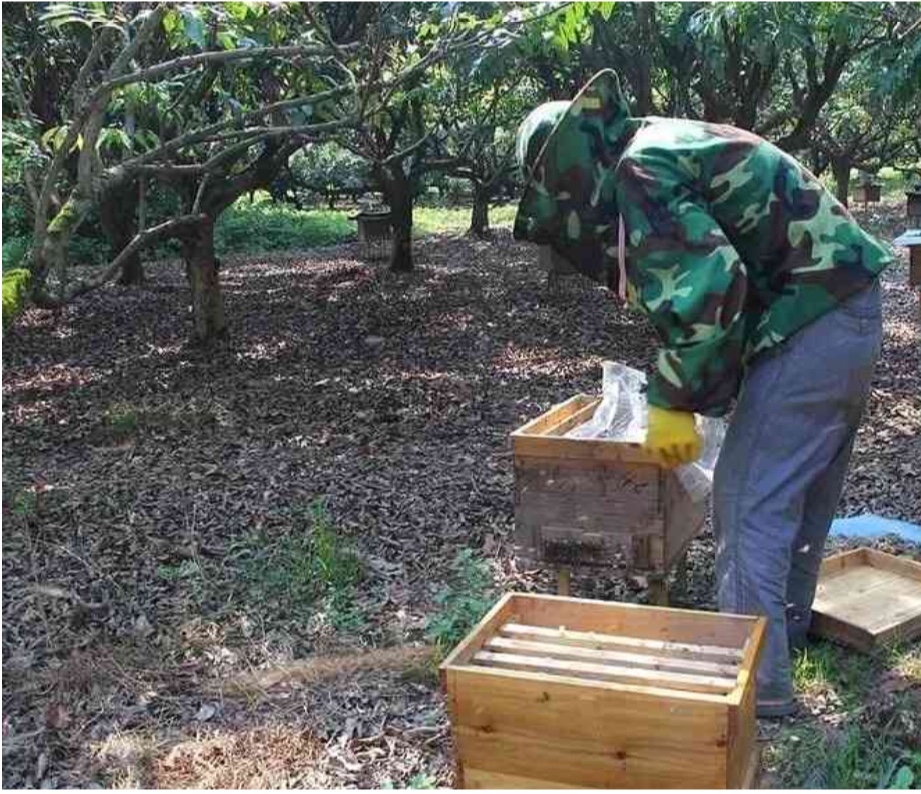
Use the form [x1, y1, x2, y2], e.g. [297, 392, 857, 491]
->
[441, 593, 766, 789]
[811, 548, 921, 651]
[512, 394, 707, 573]
[893, 229, 921, 288]
[906, 189, 921, 223]
[853, 183, 881, 204]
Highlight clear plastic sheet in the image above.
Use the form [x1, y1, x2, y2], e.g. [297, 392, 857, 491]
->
[565, 362, 726, 502]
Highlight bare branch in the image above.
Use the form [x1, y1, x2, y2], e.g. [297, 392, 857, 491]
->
[121, 84, 352, 170]
[103, 42, 339, 94]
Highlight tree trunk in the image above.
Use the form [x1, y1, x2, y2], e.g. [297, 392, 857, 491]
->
[469, 183, 490, 238]
[182, 218, 226, 344]
[831, 157, 852, 207]
[100, 180, 144, 286]
[385, 169, 414, 273]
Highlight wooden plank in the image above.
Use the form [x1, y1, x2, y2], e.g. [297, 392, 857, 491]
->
[864, 547, 921, 581]
[473, 650, 737, 694]
[512, 433, 661, 464]
[818, 547, 868, 577]
[512, 593, 757, 650]
[730, 617, 767, 700]
[726, 621, 764, 787]
[500, 623, 744, 661]
[740, 745, 761, 790]
[544, 400, 601, 436]
[484, 635, 741, 677]
[462, 767, 579, 789]
[809, 611, 875, 653]
[448, 668, 728, 788]
[511, 394, 594, 439]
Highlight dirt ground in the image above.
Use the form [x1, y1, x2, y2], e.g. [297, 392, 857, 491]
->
[3, 202, 919, 788]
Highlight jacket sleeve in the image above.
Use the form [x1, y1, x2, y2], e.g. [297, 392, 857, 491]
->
[617, 151, 749, 416]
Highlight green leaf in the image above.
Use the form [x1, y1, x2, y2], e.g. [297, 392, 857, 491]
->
[217, 31, 237, 50]
[225, 1, 250, 21]
[890, 766, 914, 790]
[182, 8, 206, 47]
[40, 126, 62, 149]
[162, 8, 179, 34]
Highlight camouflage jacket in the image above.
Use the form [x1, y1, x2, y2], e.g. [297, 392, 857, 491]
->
[514, 71, 893, 416]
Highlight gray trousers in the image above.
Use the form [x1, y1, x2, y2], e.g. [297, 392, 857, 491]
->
[713, 279, 882, 703]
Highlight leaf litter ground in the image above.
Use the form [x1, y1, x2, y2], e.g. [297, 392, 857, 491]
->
[3, 204, 919, 788]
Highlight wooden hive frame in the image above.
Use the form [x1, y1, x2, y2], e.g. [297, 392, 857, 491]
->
[441, 593, 766, 789]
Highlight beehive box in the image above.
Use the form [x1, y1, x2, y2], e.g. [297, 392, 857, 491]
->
[810, 548, 921, 651]
[441, 593, 766, 789]
[512, 394, 707, 573]
[853, 183, 882, 204]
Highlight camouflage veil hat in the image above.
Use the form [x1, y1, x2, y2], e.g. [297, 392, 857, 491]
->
[513, 70, 635, 288]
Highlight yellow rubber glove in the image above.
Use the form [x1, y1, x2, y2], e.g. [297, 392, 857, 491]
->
[643, 406, 702, 468]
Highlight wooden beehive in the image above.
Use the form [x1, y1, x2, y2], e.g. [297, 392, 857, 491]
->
[906, 189, 921, 223]
[349, 210, 392, 260]
[810, 548, 921, 652]
[441, 593, 766, 789]
[893, 229, 921, 288]
[512, 394, 707, 574]
[853, 183, 881, 204]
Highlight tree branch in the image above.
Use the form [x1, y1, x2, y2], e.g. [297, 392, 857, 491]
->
[33, 214, 206, 307]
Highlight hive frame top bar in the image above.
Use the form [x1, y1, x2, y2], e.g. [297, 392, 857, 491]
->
[441, 592, 766, 706]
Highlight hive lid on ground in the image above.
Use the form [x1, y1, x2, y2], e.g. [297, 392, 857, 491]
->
[810, 548, 921, 651]
[892, 229, 921, 247]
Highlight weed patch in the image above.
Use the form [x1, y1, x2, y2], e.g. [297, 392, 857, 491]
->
[3, 267, 30, 332]
[765, 721, 919, 789]
[216, 200, 355, 252]
[425, 549, 495, 655]
[793, 641, 874, 709]
[213, 197, 519, 254]
[236, 501, 363, 632]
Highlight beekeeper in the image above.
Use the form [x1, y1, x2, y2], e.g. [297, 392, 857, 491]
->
[513, 70, 891, 717]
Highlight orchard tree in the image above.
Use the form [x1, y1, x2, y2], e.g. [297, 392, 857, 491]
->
[524, 2, 917, 155]
[4, 2, 360, 343]
[320, 2, 528, 271]
[428, 51, 538, 237]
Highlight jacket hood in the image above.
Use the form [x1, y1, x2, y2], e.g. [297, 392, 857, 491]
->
[513, 70, 637, 288]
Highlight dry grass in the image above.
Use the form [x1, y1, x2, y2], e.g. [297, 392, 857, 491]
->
[153, 725, 328, 789]
[220, 644, 434, 697]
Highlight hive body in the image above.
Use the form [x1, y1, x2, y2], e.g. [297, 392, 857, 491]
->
[441, 593, 765, 789]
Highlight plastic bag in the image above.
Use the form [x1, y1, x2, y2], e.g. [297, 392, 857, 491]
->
[565, 361, 647, 442]
[564, 361, 726, 502]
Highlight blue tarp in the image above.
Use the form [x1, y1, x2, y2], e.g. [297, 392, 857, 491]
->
[829, 514, 921, 544]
